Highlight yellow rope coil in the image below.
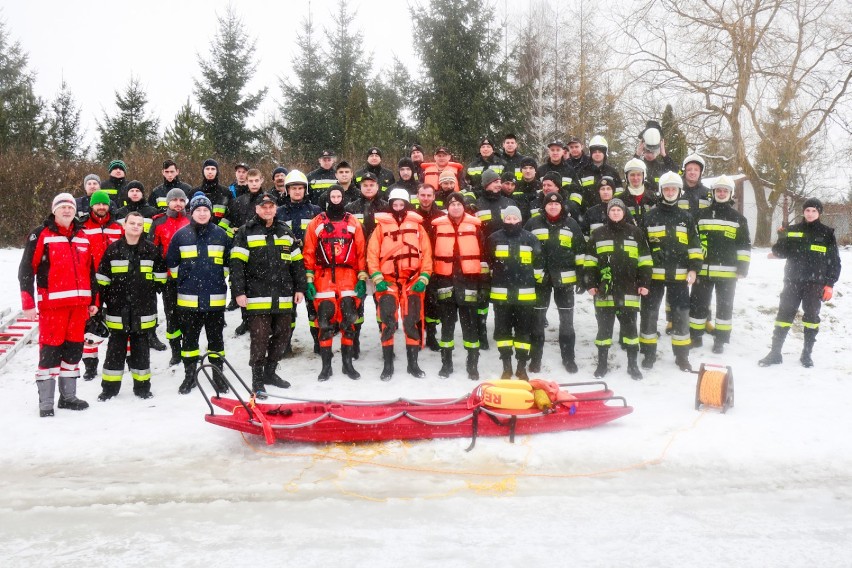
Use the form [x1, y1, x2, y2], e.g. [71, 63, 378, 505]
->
[698, 369, 728, 408]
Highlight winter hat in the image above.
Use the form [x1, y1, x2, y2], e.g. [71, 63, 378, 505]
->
[166, 188, 188, 202]
[599, 176, 616, 190]
[398, 157, 415, 170]
[542, 172, 562, 188]
[607, 198, 627, 214]
[256, 191, 277, 206]
[189, 191, 213, 214]
[366, 147, 382, 158]
[202, 158, 219, 171]
[272, 166, 288, 178]
[361, 171, 378, 183]
[503, 206, 522, 222]
[543, 192, 564, 205]
[439, 170, 457, 184]
[802, 197, 823, 214]
[52, 192, 77, 214]
[479, 137, 495, 149]
[125, 180, 145, 195]
[481, 169, 500, 189]
[90, 190, 111, 207]
[500, 171, 516, 183]
[519, 157, 537, 169]
[445, 192, 467, 207]
[410, 144, 424, 154]
[83, 173, 101, 188]
[107, 159, 127, 174]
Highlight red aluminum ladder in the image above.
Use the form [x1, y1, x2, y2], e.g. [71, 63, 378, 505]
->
[0, 308, 39, 370]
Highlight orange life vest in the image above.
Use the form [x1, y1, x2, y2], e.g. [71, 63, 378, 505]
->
[371, 211, 426, 278]
[421, 161, 463, 190]
[432, 213, 483, 276]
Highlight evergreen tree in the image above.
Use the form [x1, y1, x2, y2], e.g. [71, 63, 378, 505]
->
[343, 81, 371, 160]
[410, 0, 518, 160]
[0, 19, 45, 152]
[162, 98, 213, 164]
[96, 76, 159, 162]
[194, 6, 266, 161]
[279, 11, 332, 162]
[46, 79, 87, 160]
[660, 104, 688, 170]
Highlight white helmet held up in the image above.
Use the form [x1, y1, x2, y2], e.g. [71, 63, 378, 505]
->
[388, 187, 410, 204]
[642, 127, 661, 151]
[284, 170, 308, 187]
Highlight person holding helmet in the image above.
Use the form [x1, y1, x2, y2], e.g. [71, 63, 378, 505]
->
[759, 198, 840, 368]
[680, 154, 712, 218]
[584, 198, 653, 380]
[616, 158, 658, 228]
[634, 120, 677, 194]
[578, 135, 622, 210]
[368, 188, 434, 381]
[466, 137, 506, 194]
[303, 186, 368, 381]
[524, 191, 586, 373]
[276, 169, 322, 354]
[638, 171, 703, 372]
[688, 175, 751, 353]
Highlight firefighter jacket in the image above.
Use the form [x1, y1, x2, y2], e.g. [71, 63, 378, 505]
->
[229, 182, 248, 199]
[192, 181, 234, 234]
[368, 211, 433, 283]
[271, 188, 289, 207]
[524, 212, 586, 288]
[474, 192, 518, 239]
[102, 176, 127, 205]
[528, 192, 581, 223]
[536, 161, 581, 200]
[585, 219, 652, 310]
[226, 190, 264, 233]
[229, 217, 307, 314]
[615, 189, 658, 228]
[487, 226, 542, 304]
[115, 200, 160, 233]
[149, 178, 193, 210]
[637, 154, 677, 195]
[771, 219, 840, 286]
[307, 166, 337, 205]
[577, 161, 623, 210]
[303, 212, 367, 285]
[96, 237, 166, 333]
[695, 201, 751, 279]
[276, 200, 322, 244]
[567, 153, 591, 171]
[165, 221, 231, 312]
[345, 196, 388, 241]
[678, 182, 712, 219]
[75, 196, 116, 221]
[355, 165, 396, 193]
[81, 213, 124, 269]
[465, 155, 506, 192]
[431, 214, 488, 304]
[501, 151, 527, 181]
[643, 202, 704, 282]
[149, 211, 190, 275]
[582, 202, 635, 237]
[19, 216, 96, 311]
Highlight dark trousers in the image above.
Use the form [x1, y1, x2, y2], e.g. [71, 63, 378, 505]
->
[595, 308, 639, 351]
[774, 281, 823, 332]
[494, 303, 534, 361]
[247, 313, 293, 367]
[102, 330, 151, 385]
[180, 311, 226, 363]
[689, 278, 737, 343]
[532, 284, 575, 363]
[641, 281, 691, 356]
[438, 301, 479, 350]
[162, 281, 182, 342]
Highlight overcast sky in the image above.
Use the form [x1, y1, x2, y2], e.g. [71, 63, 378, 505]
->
[2, 0, 422, 147]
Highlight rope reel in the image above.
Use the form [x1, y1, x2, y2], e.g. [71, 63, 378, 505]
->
[694, 363, 734, 413]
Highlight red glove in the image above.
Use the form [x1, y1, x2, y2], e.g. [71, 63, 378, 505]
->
[822, 286, 833, 301]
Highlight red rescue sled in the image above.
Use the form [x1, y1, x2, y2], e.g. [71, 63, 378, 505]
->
[196, 359, 632, 448]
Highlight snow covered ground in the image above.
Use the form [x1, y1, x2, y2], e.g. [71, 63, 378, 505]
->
[1, 245, 850, 567]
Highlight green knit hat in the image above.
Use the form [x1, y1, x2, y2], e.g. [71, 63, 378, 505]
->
[107, 159, 127, 173]
[90, 190, 111, 206]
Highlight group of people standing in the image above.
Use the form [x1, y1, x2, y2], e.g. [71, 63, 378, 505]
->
[19, 122, 841, 417]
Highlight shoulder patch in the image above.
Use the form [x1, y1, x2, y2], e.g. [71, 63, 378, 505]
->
[29, 233, 37, 241]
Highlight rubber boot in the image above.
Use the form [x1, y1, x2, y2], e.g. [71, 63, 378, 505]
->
[712, 338, 725, 354]
[264, 360, 291, 388]
[528, 337, 543, 373]
[317, 348, 333, 382]
[438, 348, 453, 378]
[178, 361, 197, 394]
[641, 346, 656, 370]
[594, 348, 609, 379]
[311, 327, 320, 355]
[478, 314, 489, 350]
[83, 358, 98, 381]
[251, 365, 268, 400]
[341, 345, 361, 380]
[690, 333, 703, 349]
[149, 330, 167, 351]
[98, 380, 121, 401]
[380, 346, 395, 381]
[234, 321, 248, 336]
[500, 356, 513, 380]
[57, 376, 89, 410]
[800, 330, 816, 368]
[466, 350, 480, 381]
[626, 349, 643, 380]
[515, 359, 529, 381]
[758, 328, 787, 367]
[559, 336, 577, 373]
[209, 358, 230, 393]
[675, 351, 693, 373]
[406, 345, 426, 378]
[168, 339, 182, 366]
[37, 378, 56, 417]
[133, 380, 153, 399]
[425, 323, 440, 352]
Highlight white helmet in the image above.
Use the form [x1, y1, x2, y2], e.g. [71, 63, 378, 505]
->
[642, 127, 661, 151]
[658, 171, 683, 190]
[682, 153, 705, 172]
[624, 158, 647, 177]
[388, 187, 410, 204]
[712, 175, 735, 202]
[589, 135, 609, 153]
[284, 169, 308, 187]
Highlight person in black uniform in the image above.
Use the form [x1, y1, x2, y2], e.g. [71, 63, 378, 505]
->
[758, 198, 841, 368]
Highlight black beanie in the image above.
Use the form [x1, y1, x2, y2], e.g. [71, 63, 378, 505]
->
[542, 172, 562, 187]
[202, 158, 219, 171]
[398, 157, 415, 170]
[125, 180, 145, 195]
[802, 197, 823, 214]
